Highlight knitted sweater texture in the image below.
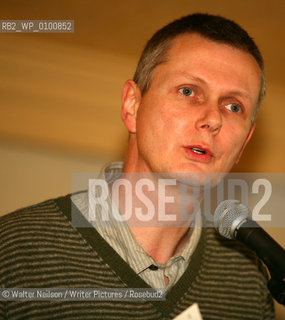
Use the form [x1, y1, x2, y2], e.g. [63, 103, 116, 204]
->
[0, 194, 274, 320]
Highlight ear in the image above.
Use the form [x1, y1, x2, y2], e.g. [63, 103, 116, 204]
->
[235, 123, 256, 164]
[121, 80, 141, 133]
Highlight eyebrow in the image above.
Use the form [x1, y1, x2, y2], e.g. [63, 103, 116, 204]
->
[171, 71, 208, 85]
[227, 91, 250, 99]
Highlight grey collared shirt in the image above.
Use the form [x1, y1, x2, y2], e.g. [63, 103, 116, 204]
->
[72, 162, 201, 290]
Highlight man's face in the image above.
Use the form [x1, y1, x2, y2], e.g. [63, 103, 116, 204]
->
[123, 33, 261, 177]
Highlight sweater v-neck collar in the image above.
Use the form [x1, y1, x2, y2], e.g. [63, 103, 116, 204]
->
[56, 193, 206, 317]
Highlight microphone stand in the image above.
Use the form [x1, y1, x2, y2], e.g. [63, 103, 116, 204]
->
[267, 277, 285, 306]
[236, 221, 285, 306]
[262, 250, 285, 306]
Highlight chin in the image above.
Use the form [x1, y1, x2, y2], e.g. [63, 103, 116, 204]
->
[160, 163, 225, 187]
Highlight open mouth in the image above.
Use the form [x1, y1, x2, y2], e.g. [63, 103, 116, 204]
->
[184, 145, 213, 163]
[190, 147, 206, 155]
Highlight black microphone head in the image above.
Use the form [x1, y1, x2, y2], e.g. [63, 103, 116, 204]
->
[214, 200, 250, 240]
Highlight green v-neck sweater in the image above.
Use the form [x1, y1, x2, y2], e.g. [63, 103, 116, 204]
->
[0, 194, 274, 319]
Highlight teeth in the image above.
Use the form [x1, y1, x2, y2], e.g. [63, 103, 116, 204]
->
[191, 147, 206, 154]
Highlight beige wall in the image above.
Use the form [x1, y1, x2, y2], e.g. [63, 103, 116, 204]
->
[0, 0, 284, 318]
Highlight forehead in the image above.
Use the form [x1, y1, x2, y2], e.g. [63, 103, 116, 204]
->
[164, 33, 260, 72]
[151, 33, 261, 103]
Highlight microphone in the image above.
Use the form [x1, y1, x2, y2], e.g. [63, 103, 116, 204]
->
[214, 200, 285, 305]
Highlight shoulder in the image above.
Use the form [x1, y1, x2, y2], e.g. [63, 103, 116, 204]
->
[0, 193, 93, 266]
[204, 227, 263, 266]
[0, 193, 112, 290]
[203, 228, 275, 317]
[203, 227, 270, 290]
[0, 194, 76, 246]
[0, 194, 71, 224]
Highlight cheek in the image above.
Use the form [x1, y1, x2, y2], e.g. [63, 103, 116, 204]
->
[219, 123, 250, 157]
[160, 107, 190, 138]
[135, 103, 166, 154]
[137, 98, 178, 136]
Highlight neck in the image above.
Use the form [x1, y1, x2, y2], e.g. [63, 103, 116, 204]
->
[117, 138, 204, 263]
[130, 226, 193, 264]
[109, 171, 203, 264]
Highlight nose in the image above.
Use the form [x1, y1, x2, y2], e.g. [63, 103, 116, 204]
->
[195, 104, 222, 135]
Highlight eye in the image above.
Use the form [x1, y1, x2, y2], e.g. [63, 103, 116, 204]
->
[178, 87, 194, 97]
[225, 103, 241, 113]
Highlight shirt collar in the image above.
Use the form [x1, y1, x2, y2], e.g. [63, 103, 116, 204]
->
[72, 162, 201, 275]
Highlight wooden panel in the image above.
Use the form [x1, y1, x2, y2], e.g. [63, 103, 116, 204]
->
[0, 38, 135, 157]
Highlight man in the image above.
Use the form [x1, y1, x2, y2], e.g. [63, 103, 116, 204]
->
[0, 13, 275, 319]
